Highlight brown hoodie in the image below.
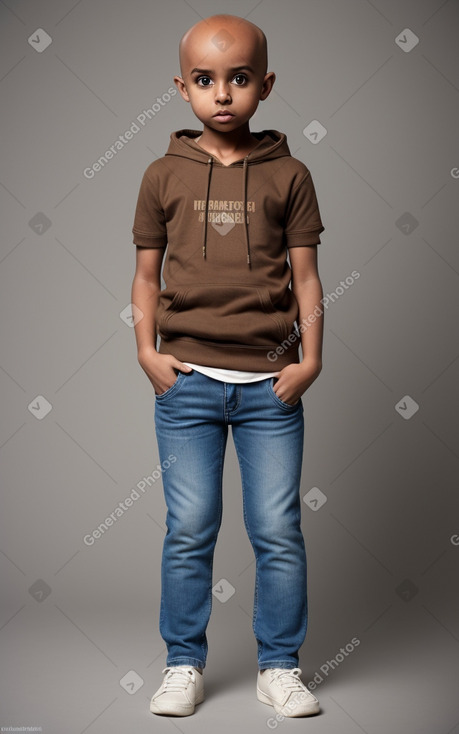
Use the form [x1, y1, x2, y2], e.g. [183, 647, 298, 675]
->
[132, 129, 324, 370]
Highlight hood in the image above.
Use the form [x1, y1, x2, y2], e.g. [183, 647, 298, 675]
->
[165, 129, 291, 266]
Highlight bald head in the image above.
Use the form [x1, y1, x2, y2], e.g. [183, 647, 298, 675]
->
[178, 14, 268, 80]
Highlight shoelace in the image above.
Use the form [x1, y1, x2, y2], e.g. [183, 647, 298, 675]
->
[269, 668, 305, 692]
[161, 666, 195, 692]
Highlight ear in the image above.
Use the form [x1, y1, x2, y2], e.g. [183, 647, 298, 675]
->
[173, 75, 190, 103]
[259, 71, 276, 101]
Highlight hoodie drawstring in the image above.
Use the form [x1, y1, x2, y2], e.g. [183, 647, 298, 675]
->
[242, 156, 251, 266]
[202, 154, 251, 267]
[202, 157, 213, 260]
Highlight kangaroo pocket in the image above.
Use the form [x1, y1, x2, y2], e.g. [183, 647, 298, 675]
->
[158, 284, 294, 346]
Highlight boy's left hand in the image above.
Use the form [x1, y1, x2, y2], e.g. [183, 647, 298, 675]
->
[272, 359, 322, 406]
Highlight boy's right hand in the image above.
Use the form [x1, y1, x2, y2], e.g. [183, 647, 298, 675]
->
[137, 347, 192, 396]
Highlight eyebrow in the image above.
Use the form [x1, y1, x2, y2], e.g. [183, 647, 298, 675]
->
[190, 65, 255, 75]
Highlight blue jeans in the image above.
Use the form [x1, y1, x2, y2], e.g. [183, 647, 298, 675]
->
[154, 369, 307, 670]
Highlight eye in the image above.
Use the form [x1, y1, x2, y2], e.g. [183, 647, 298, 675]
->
[196, 76, 213, 87]
[233, 74, 248, 85]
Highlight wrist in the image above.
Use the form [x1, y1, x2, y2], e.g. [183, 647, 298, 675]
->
[137, 344, 158, 362]
[300, 356, 322, 374]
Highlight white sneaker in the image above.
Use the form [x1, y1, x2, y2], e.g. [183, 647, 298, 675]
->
[257, 667, 320, 716]
[150, 666, 204, 716]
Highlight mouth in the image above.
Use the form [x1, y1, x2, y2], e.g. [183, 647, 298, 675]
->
[213, 111, 235, 121]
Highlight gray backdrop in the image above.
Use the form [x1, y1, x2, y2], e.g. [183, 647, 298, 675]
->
[1, 0, 458, 732]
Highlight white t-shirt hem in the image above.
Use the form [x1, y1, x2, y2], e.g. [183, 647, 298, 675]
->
[183, 362, 278, 384]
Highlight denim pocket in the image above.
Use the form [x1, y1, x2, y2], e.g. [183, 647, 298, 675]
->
[267, 378, 300, 410]
[154, 371, 185, 401]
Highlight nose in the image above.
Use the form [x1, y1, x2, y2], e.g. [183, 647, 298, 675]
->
[215, 81, 231, 103]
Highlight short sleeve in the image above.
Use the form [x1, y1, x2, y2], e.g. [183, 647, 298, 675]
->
[284, 171, 324, 247]
[132, 168, 167, 248]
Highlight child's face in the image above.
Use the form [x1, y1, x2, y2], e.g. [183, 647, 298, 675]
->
[174, 24, 274, 134]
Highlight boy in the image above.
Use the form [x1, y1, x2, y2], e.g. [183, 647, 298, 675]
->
[131, 14, 325, 718]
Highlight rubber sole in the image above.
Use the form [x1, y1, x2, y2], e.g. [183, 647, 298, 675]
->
[150, 691, 204, 717]
[257, 686, 320, 716]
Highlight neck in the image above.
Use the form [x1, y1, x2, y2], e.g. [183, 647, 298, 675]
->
[196, 123, 257, 157]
